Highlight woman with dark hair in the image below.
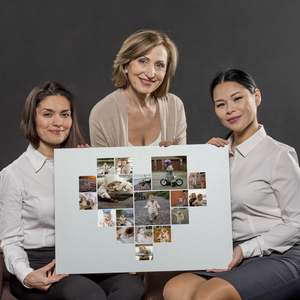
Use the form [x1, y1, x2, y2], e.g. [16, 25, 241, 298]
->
[0, 82, 144, 300]
[163, 69, 300, 300]
[89, 29, 187, 147]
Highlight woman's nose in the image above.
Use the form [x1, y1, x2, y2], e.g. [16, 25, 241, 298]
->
[53, 116, 63, 126]
[145, 64, 155, 78]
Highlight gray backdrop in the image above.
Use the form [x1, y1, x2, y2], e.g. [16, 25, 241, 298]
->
[1, 0, 300, 169]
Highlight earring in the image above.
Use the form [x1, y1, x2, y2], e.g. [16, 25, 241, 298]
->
[124, 69, 128, 73]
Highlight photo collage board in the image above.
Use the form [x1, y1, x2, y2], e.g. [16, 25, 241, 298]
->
[55, 145, 233, 274]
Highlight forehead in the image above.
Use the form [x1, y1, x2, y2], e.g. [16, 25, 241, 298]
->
[37, 95, 70, 109]
[138, 45, 168, 62]
[213, 81, 248, 101]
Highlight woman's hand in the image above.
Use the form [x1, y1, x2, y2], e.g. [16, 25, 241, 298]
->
[206, 245, 244, 273]
[159, 139, 178, 147]
[23, 259, 68, 291]
[206, 138, 229, 147]
[77, 144, 90, 148]
[228, 245, 244, 270]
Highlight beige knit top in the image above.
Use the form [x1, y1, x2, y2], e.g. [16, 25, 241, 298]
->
[89, 89, 187, 147]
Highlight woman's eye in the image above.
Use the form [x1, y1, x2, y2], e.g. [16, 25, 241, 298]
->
[62, 113, 70, 117]
[234, 97, 242, 101]
[156, 63, 165, 69]
[43, 113, 52, 117]
[216, 103, 225, 108]
[139, 59, 147, 64]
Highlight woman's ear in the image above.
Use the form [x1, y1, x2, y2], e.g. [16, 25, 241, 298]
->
[254, 88, 261, 107]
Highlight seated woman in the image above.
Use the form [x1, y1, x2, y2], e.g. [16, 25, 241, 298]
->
[0, 82, 144, 300]
[89, 29, 187, 147]
[163, 69, 300, 300]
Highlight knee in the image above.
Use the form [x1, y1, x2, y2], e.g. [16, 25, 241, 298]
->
[163, 279, 183, 300]
[117, 274, 145, 299]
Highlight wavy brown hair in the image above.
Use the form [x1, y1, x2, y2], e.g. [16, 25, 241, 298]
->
[112, 29, 178, 98]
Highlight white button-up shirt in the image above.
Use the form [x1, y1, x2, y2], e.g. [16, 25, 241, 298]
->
[0, 144, 55, 285]
[229, 126, 300, 258]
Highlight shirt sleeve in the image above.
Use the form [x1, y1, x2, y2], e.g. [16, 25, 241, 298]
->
[0, 168, 34, 287]
[240, 148, 300, 258]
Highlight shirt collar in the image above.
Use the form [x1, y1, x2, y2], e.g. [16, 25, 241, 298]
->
[228, 125, 266, 157]
[26, 144, 52, 173]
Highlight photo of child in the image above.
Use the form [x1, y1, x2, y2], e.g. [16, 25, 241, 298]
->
[151, 156, 187, 190]
[97, 174, 133, 209]
[115, 157, 132, 175]
[135, 226, 153, 244]
[171, 208, 189, 225]
[135, 244, 153, 261]
[171, 190, 188, 207]
[134, 192, 170, 225]
[116, 209, 134, 226]
[188, 172, 206, 189]
[154, 226, 171, 243]
[79, 192, 97, 210]
[79, 176, 96, 193]
[116, 226, 134, 244]
[97, 158, 114, 177]
[134, 174, 151, 190]
[189, 189, 207, 207]
[98, 210, 116, 227]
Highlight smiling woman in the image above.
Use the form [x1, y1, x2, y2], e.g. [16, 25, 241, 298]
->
[89, 29, 187, 147]
[163, 69, 300, 300]
[0, 82, 144, 300]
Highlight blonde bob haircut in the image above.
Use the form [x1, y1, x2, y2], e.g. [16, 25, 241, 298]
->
[112, 29, 178, 98]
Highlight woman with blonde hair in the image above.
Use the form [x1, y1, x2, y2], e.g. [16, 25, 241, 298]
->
[89, 29, 187, 147]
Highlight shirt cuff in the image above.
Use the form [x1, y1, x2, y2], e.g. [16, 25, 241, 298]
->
[239, 237, 263, 258]
[14, 260, 34, 288]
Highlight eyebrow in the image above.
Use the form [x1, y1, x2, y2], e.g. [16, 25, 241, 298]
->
[214, 92, 242, 103]
[39, 108, 71, 112]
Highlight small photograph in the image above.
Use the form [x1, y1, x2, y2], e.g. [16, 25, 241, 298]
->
[154, 226, 171, 243]
[79, 176, 96, 192]
[116, 226, 134, 244]
[189, 189, 207, 206]
[151, 156, 187, 190]
[79, 192, 97, 210]
[134, 192, 170, 225]
[97, 174, 133, 209]
[135, 244, 153, 261]
[189, 172, 206, 189]
[171, 207, 189, 225]
[116, 209, 134, 226]
[171, 190, 188, 207]
[135, 226, 153, 244]
[115, 157, 133, 175]
[134, 174, 151, 191]
[98, 209, 116, 227]
[97, 158, 114, 177]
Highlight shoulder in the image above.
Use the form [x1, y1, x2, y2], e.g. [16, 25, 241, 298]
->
[158, 93, 184, 106]
[258, 135, 299, 165]
[90, 89, 126, 117]
[1, 151, 28, 178]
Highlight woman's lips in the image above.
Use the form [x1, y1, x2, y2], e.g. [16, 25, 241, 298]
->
[50, 130, 63, 134]
[227, 116, 241, 123]
[139, 78, 155, 85]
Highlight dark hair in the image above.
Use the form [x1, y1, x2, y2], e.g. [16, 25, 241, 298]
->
[112, 29, 178, 98]
[210, 68, 257, 100]
[20, 82, 85, 149]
